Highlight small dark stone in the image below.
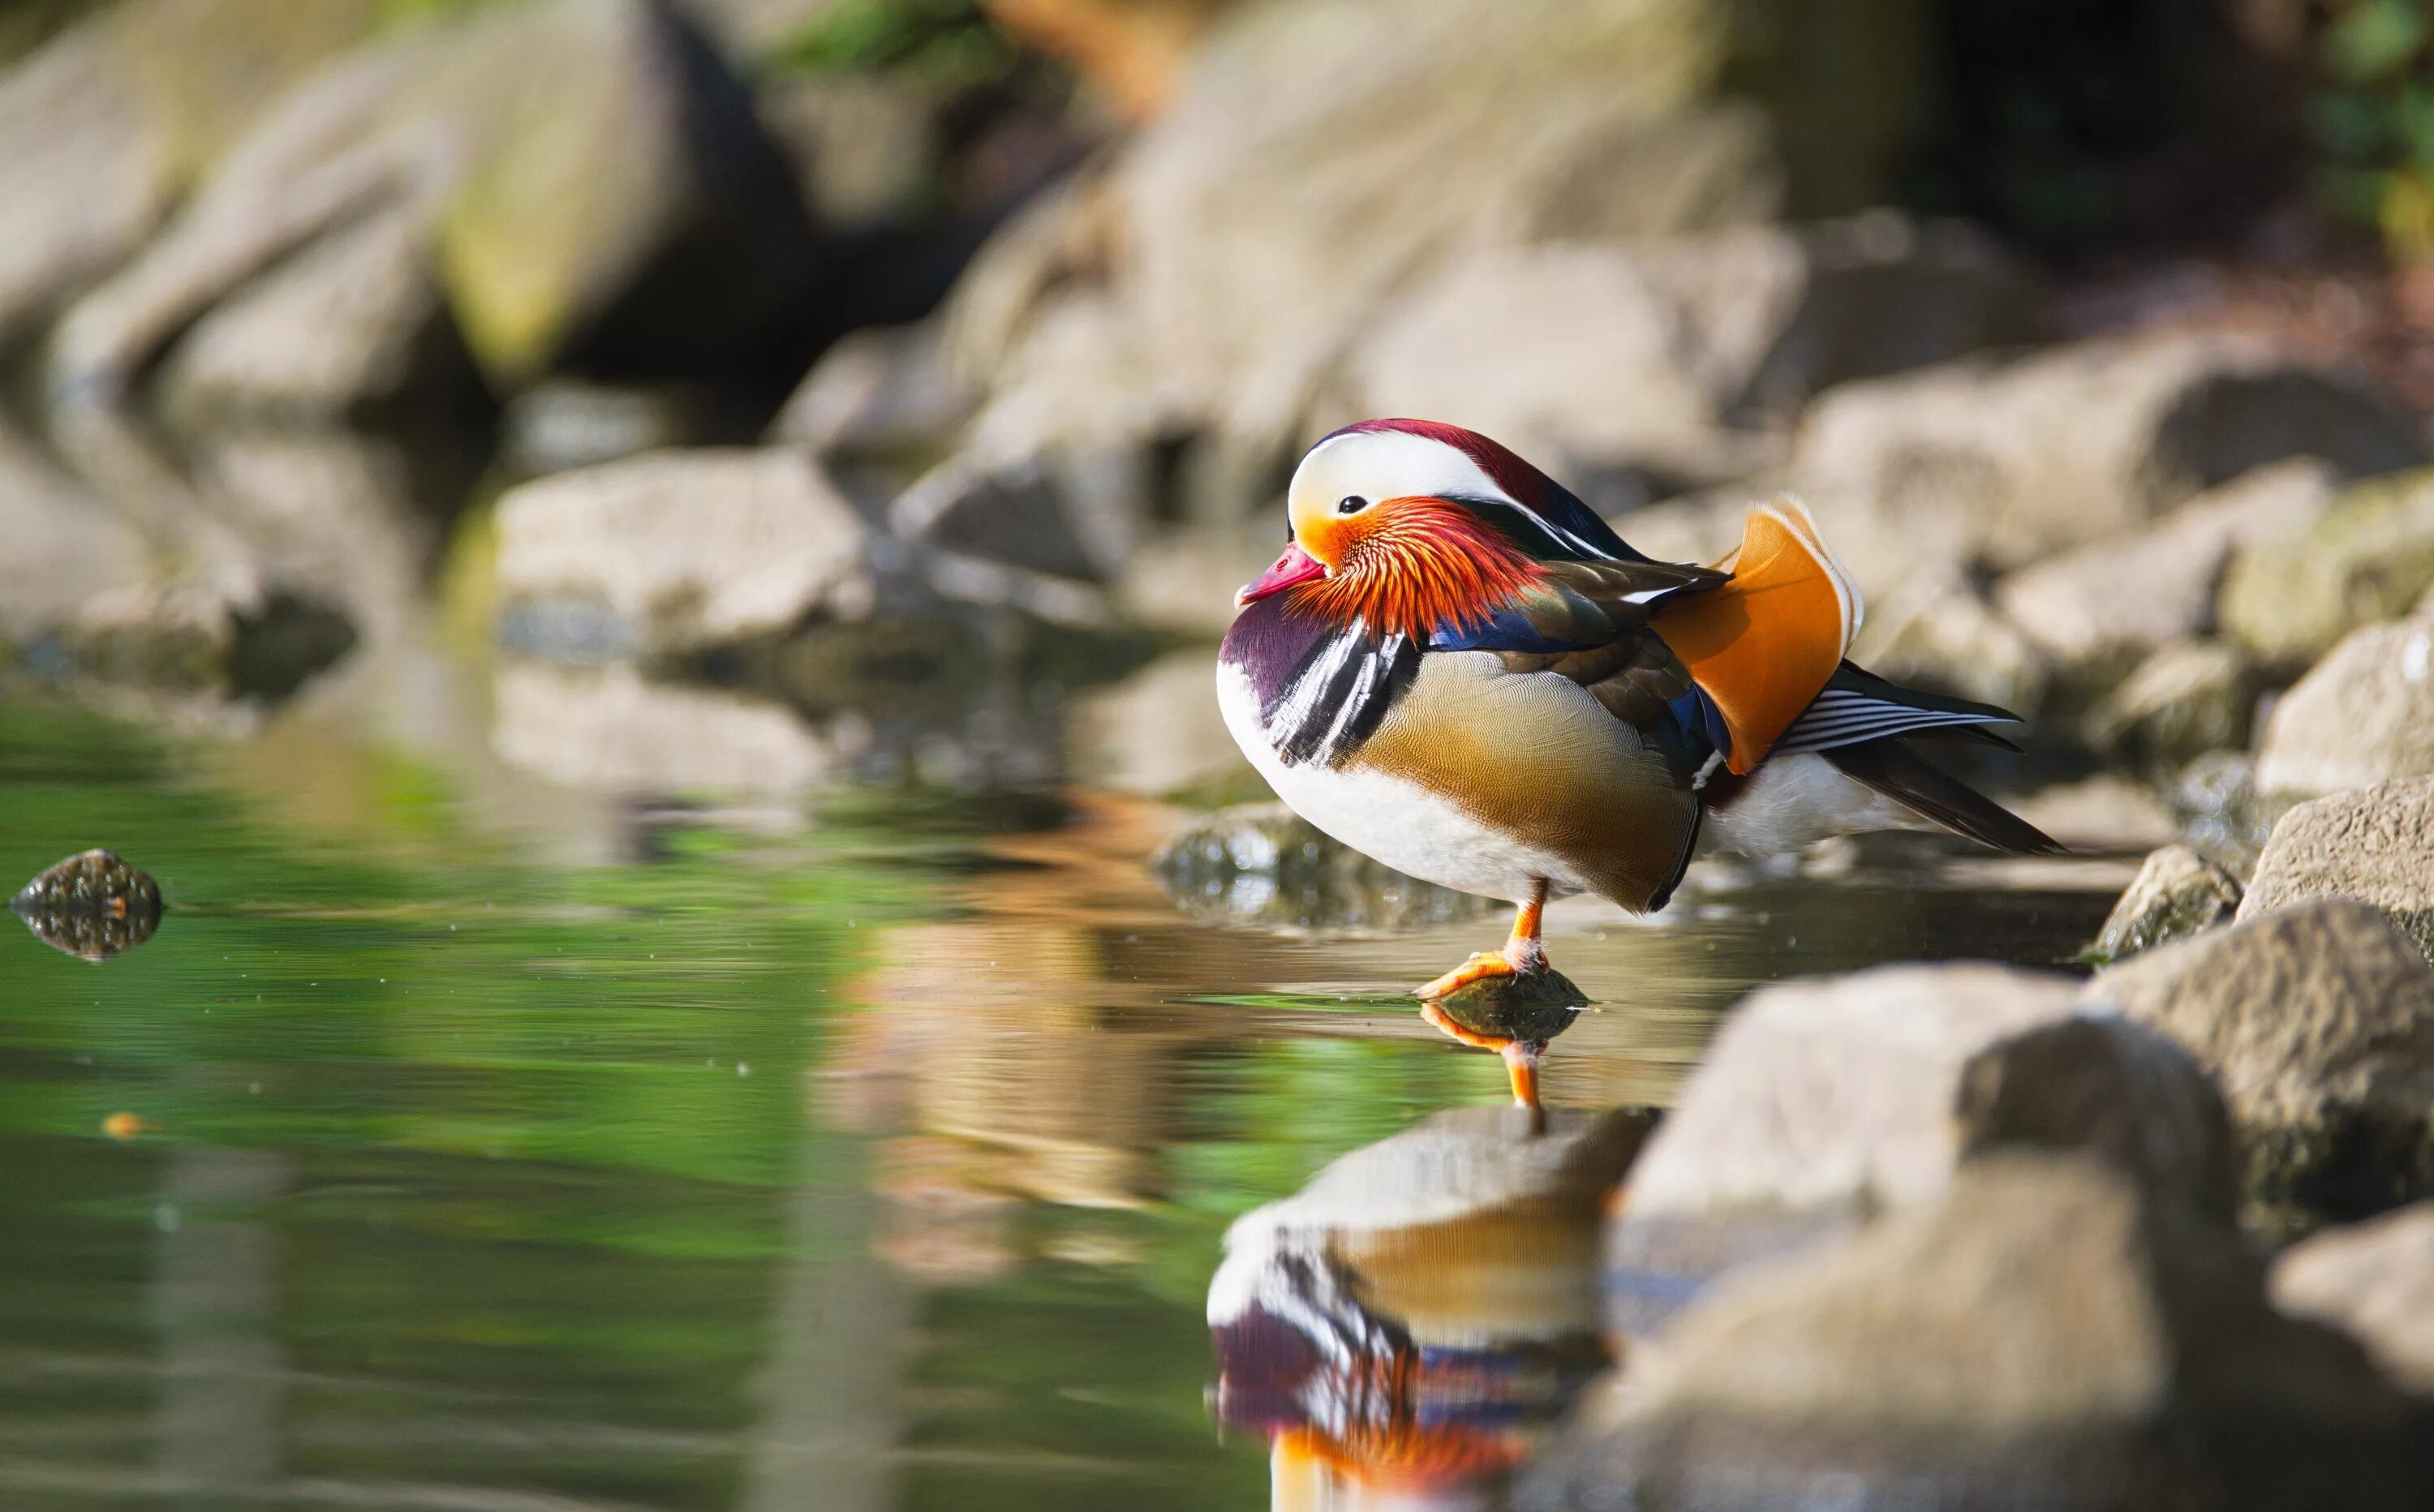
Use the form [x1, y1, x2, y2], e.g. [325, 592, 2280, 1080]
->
[11, 849, 162, 961]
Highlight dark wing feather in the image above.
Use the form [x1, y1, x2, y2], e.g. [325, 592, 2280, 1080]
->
[1823, 738, 2062, 855]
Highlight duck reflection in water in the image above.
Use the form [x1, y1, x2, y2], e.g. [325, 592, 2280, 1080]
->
[1209, 1104, 1652, 1510]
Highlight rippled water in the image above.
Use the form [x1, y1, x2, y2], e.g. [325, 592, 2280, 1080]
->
[0, 692, 2119, 1511]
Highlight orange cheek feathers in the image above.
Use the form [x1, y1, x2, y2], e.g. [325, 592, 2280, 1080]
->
[1300, 498, 1540, 641]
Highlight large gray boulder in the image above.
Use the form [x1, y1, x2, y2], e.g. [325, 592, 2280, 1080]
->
[1536, 1155, 2432, 1512]
[1606, 964, 2231, 1336]
[2254, 621, 2434, 800]
[1790, 333, 2423, 593]
[2273, 1202, 2434, 1398]
[491, 449, 882, 660]
[49, 0, 817, 406]
[2094, 897, 2434, 1221]
[2241, 776, 2434, 961]
[1997, 457, 2336, 677]
[2089, 843, 2244, 964]
[2221, 466, 2434, 668]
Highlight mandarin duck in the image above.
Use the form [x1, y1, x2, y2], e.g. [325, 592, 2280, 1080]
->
[1218, 420, 2058, 1092]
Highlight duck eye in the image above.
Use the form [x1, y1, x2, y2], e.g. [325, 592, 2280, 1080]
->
[1336, 495, 1369, 515]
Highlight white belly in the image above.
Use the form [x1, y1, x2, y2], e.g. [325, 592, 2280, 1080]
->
[1216, 661, 1588, 903]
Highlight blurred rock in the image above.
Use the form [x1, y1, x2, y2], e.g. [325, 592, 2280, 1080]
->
[1151, 801, 1495, 932]
[492, 448, 881, 660]
[1847, 578, 2052, 715]
[945, 0, 1941, 513]
[2090, 844, 2243, 964]
[2088, 638, 2261, 770]
[157, 202, 472, 421]
[1793, 333, 2423, 591]
[1108, 522, 1278, 636]
[0, 419, 161, 649]
[984, 0, 1233, 121]
[501, 380, 721, 475]
[2221, 466, 2434, 669]
[753, 71, 938, 227]
[49, 0, 818, 404]
[2240, 776, 2434, 962]
[491, 659, 845, 797]
[0, 0, 380, 347]
[2254, 621, 2434, 800]
[1607, 964, 2230, 1337]
[2172, 750, 2273, 877]
[1997, 457, 2337, 678]
[2005, 772, 2178, 853]
[11, 848, 162, 961]
[1065, 649, 1249, 798]
[2273, 1202, 2434, 1397]
[769, 320, 978, 460]
[1347, 214, 2034, 479]
[1538, 1155, 2431, 1512]
[2095, 897, 2434, 1221]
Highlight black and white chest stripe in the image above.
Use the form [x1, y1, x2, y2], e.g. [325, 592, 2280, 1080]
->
[1221, 601, 1421, 768]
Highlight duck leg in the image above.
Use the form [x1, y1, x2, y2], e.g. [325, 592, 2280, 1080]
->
[1416, 879, 1547, 999]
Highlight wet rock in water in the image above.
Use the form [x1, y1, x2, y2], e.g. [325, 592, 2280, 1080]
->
[491, 448, 883, 661]
[1846, 577, 2052, 715]
[2220, 466, 2434, 670]
[1534, 1154, 2432, 1512]
[2240, 776, 2434, 962]
[1430, 969, 1586, 1048]
[2093, 897, 2434, 1223]
[1790, 333, 2423, 592]
[2087, 638, 2261, 771]
[1606, 964, 2231, 1338]
[12, 848, 162, 960]
[47, 0, 818, 406]
[1151, 802, 1495, 932]
[0, 0, 380, 347]
[1997, 458, 2336, 682]
[2254, 621, 2434, 800]
[2273, 1202, 2434, 1397]
[768, 320, 978, 462]
[2089, 844, 2243, 964]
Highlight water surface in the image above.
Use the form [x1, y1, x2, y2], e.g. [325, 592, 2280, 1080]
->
[0, 694, 2116, 1510]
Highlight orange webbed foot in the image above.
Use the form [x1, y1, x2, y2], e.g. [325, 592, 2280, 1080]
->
[1416, 950, 1521, 1002]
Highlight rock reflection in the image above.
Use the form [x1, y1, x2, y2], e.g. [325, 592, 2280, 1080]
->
[1209, 1105, 1653, 1510]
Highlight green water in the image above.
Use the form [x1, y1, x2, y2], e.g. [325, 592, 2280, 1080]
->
[0, 693, 2117, 1511]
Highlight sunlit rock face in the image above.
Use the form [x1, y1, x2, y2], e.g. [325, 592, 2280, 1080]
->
[11, 848, 162, 960]
[1209, 1105, 1651, 1511]
[1531, 1154, 2434, 1512]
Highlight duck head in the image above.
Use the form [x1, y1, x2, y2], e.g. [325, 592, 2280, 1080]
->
[1234, 420, 1630, 638]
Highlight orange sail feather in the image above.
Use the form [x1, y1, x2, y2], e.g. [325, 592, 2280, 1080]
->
[1650, 498, 1860, 774]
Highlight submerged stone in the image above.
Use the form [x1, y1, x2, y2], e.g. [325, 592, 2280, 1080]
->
[11, 848, 161, 960]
